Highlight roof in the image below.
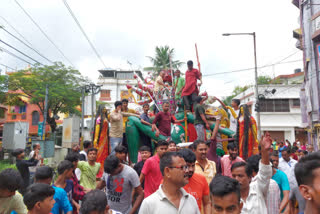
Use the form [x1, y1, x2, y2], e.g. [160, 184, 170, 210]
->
[98, 69, 143, 79]
[274, 72, 304, 80]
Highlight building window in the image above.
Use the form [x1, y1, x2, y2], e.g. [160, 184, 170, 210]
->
[292, 99, 300, 107]
[32, 111, 40, 125]
[260, 99, 290, 112]
[0, 108, 5, 119]
[19, 105, 26, 113]
[11, 115, 16, 120]
[101, 90, 111, 98]
[117, 72, 133, 79]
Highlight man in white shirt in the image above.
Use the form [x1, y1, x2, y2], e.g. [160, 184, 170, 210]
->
[246, 155, 280, 214]
[139, 152, 200, 214]
[231, 132, 272, 214]
[279, 147, 305, 213]
[279, 147, 298, 191]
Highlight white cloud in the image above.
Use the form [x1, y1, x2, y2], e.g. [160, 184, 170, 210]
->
[0, 0, 301, 99]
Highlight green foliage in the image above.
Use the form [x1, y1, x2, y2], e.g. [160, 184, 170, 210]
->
[0, 159, 17, 172]
[144, 46, 184, 76]
[0, 74, 8, 103]
[257, 75, 272, 85]
[8, 62, 88, 132]
[222, 85, 250, 106]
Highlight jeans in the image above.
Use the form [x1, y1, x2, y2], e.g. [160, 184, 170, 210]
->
[195, 124, 205, 141]
[183, 92, 198, 111]
[110, 137, 123, 155]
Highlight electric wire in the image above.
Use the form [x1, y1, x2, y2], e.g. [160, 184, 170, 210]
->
[203, 59, 302, 77]
[0, 16, 33, 47]
[0, 46, 34, 65]
[0, 39, 42, 64]
[14, 0, 75, 67]
[0, 62, 15, 70]
[0, 26, 54, 64]
[62, 0, 107, 68]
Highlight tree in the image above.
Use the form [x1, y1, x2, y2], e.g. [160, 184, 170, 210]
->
[0, 74, 8, 103]
[222, 85, 250, 106]
[144, 46, 184, 76]
[8, 62, 88, 132]
[257, 75, 272, 85]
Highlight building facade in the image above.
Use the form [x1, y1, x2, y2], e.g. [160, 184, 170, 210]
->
[5, 99, 50, 135]
[234, 84, 306, 144]
[97, 69, 142, 106]
[293, 0, 320, 150]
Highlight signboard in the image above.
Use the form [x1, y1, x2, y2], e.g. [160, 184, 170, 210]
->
[62, 117, 80, 148]
[317, 44, 320, 68]
[38, 122, 43, 137]
[312, 16, 320, 35]
[83, 95, 96, 116]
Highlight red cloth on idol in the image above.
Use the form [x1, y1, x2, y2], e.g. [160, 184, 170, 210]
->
[181, 68, 201, 97]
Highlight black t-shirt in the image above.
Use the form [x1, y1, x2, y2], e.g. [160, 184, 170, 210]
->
[16, 158, 38, 188]
[133, 161, 145, 188]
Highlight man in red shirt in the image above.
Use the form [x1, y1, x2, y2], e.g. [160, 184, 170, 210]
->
[140, 140, 168, 198]
[221, 142, 244, 178]
[181, 60, 202, 112]
[179, 148, 211, 214]
[152, 102, 185, 138]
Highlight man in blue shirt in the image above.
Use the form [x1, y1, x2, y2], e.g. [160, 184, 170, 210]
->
[35, 166, 73, 214]
[271, 151, 290, 212]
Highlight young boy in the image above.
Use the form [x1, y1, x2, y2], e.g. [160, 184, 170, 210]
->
[23, 183, 55, 214]
[134, 146, 152, 188]
[194, 96, 210, 141]
[0, 168, 27, 214]
[65, 152, 87, 213]
[80, 190, 110, 214]
[54, 160, 78, 210]
[168, 141, 177, 152]
[140, 103, 152, 150]
[115, 145, 128, 164]
[12, 148, 39, 192]
[35, 166, 73, 214]
[77, 148, 101, 189]
[140, 140, 168, 197]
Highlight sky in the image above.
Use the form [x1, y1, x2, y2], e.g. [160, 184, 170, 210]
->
[0, 0, 302, 99]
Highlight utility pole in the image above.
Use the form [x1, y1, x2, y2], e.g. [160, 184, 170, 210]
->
[253, 32, 261, 139]
[222, 32, 261, 139]
[91, 84, 95, 135]
[41, 84, 49, 140]
[81, 87, 85, 142]
[89, 83, 101, 139]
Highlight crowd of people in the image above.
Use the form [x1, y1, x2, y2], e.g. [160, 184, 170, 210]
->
[1, 60, 320, 214]
[1, 134, 319, 214]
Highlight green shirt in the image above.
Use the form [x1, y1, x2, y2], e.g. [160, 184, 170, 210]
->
[174, 77, 185, 99]
[194, 103, 206, 125]
[78, 161, 101, 189]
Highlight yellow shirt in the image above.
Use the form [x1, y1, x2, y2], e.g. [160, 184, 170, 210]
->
[122, 108, 136, 133]
[195, 159, 216, 185]
[154, 75, 164, 92]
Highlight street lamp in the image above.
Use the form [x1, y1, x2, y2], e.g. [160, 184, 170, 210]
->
[222, 32, 261, 139]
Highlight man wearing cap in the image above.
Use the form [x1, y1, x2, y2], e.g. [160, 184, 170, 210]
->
[181, 60, 202, 112]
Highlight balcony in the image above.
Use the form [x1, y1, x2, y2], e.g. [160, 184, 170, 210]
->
[7, 113, 27, 121]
